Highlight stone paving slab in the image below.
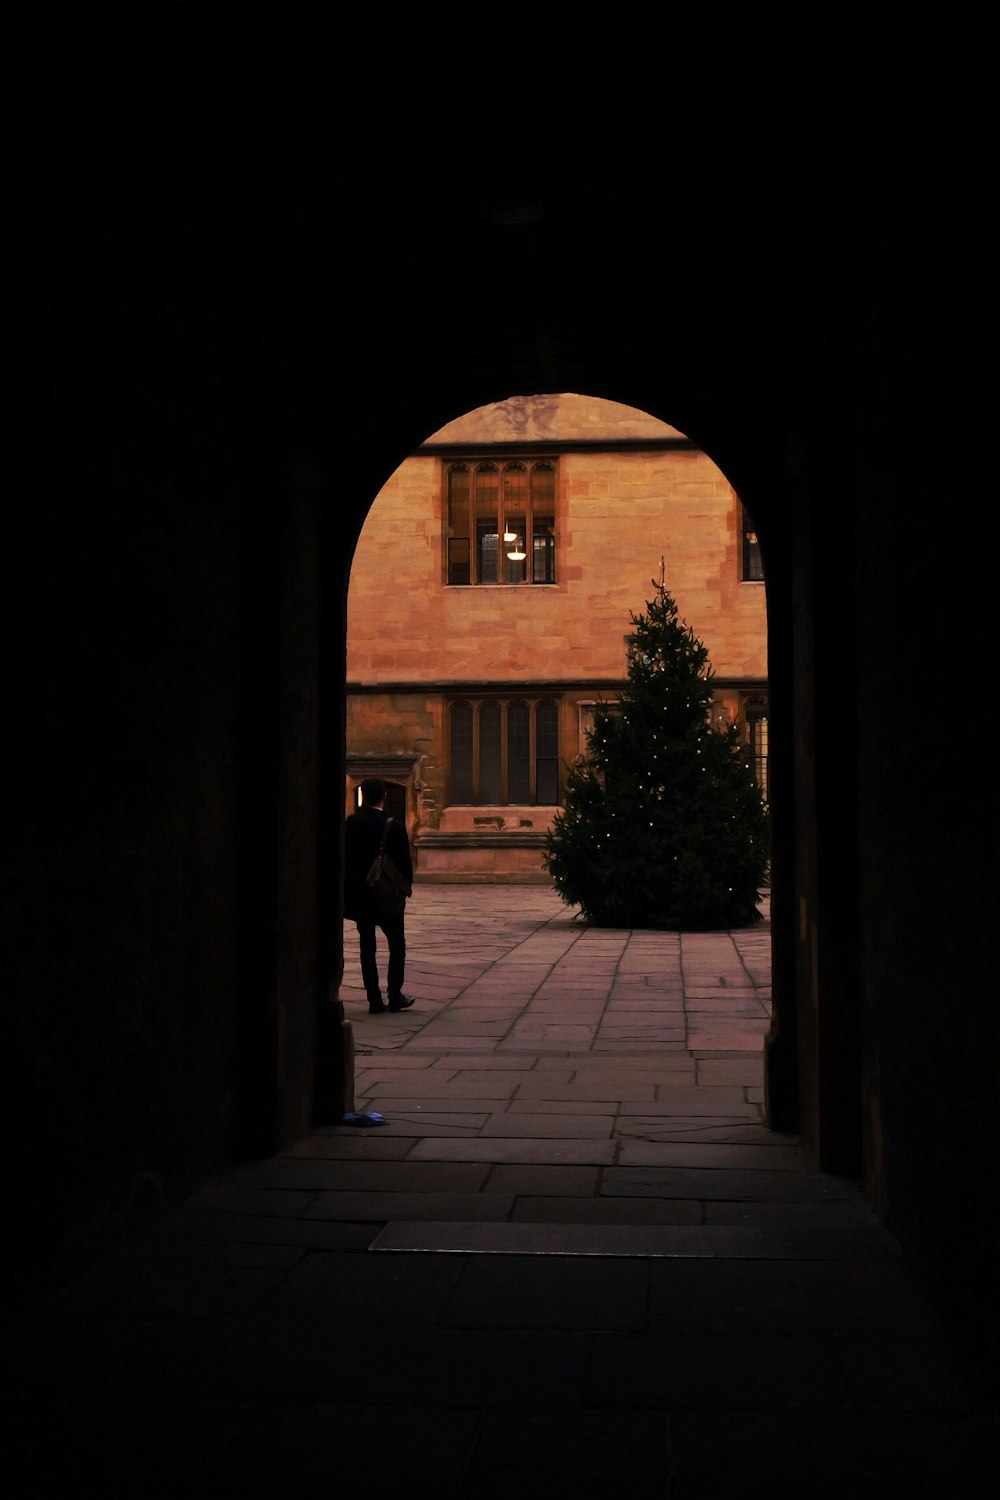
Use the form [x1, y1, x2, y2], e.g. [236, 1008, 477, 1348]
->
[512, 1080, 658, 1101]
[357, 1096, 524, 1115]
[601, 1167, 867, 1201]
[619, 1097, 760, 1117]
[665, 1410, 995, 1500]
[409, 1138, 618, 1165]
[510, 1196, 704, 1225]
[274, 1249, 467, 1326]
[617, 1142, 806, 1170]
[656, 1084, 756, 1105]
[409, 1035, 522, 1051]
[145, 1211, 380, 1250]
[504, 1026, 601, 1043]
[283, 1134, 423, 1158]
[110, 1234, 309, 1270]
[234, 1160, 491, 1193]
[505, 1097, 628, 1115]
[350, 1328, 595, 1406]
[687, 1026, 768, 1048]
[365, 1111, 490, 1131]
[495, 1040, 605, 1054]
[477, 1112, 615, 1137]
[567, 1058, 696, 1075]
[457, 1408, 673, 1500]
[613, 1120, 792, 1143]
[412, 1020, 517, 1035]
[354, 1074, 518, 1095]
[353, 1117, 484, 1137]
[52, 1259, 289, 1319]
[197, 1403, 482, 1499]
[439, 1255, 650, 1330]
[695, 1057, 765, 1080]
[588, 1329, 853, 1410]
[483, 1164, 601, 1196]
[646, 1257, 941, 1337]
[352, 1052, 437, 1067]
[359, 1098, 515, 1122]
[302, 1191, 517, 1222]
[437, 1070, 548, 1091]
[185, 1186, 319, 1218]
[423, 1054, 541, 1070]
[701, 1200, 886, 1229]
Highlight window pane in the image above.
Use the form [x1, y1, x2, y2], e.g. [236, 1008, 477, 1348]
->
[531, 463, 556, 582]
[450, 702, 473, 802]
[536, 699, 559, 803]
[507, 701, 530, 802]
[447, 466, 471, 584]
[449, 535, 470, 582]
[750, 713, 769, 801]
[741, 505, 764, 581]
[479, 701, 501, 803]
[503, 464, 527, 583]
[532, 519, 555, 583]
[475, 465, 499, 583]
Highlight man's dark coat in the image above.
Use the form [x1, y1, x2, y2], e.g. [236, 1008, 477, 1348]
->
[344, 806, 413, 924]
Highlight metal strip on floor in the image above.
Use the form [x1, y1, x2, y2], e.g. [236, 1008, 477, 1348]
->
[367, 1221, 901, 1259]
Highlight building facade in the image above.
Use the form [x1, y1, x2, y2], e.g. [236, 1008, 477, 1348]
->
[347, 394, 768, 881]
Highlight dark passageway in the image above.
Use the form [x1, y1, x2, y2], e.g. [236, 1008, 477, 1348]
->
[6, 8, 997, 1492]
[11, 889, 993, 1495]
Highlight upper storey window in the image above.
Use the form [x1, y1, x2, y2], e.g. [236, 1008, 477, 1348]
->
[446, 459, 556, 585]
[740, 503, 764, 582]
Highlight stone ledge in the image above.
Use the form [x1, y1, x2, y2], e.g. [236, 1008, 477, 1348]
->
[417, 831, 550, 848]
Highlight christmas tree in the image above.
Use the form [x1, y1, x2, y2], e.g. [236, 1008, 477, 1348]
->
[544, 577, 769, 929]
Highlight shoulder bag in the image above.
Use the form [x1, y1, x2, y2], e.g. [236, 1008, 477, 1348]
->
[365, 816, 411, 919]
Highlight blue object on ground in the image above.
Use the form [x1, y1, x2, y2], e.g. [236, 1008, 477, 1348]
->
[340, 1111, 389, 1127]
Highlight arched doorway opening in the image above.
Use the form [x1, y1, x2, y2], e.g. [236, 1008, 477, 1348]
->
[313, 339, 861, 1193]
[338, 391, 780, 1139]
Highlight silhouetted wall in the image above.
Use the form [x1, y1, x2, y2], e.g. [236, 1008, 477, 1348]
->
[6, 11, 995, 1384]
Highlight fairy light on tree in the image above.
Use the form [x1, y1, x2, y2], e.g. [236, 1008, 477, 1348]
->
[544, 568, 769, 929]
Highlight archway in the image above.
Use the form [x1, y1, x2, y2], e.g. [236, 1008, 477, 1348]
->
[310, 328, 861, 1186]
[333, 391, 800, 1146]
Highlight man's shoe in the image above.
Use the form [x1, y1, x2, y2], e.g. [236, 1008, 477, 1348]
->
[367, 999, 387, 1014]
[387, 994, 415, 1012]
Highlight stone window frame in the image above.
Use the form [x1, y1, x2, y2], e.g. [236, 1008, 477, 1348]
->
[448, 695, 560, 805]
[444, 457, 558, 586]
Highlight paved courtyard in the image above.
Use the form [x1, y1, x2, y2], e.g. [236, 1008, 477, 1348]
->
[11, 886, 994, 1497]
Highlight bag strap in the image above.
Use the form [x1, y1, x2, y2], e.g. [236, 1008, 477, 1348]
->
[377, 815, 393, 854]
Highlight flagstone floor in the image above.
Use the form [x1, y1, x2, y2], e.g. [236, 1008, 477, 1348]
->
[11, 885, 995, 1497]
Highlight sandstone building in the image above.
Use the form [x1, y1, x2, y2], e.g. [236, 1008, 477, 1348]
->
[347, 395, 768, 881]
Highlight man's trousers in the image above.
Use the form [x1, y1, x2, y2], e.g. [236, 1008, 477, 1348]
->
[355, 914, 406, 1001]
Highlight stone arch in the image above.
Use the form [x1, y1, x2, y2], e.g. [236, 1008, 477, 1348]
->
[332, 378, 824, 1160]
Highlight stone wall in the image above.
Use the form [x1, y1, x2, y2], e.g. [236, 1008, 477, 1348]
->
[347, 398, 766, 687]
[346, 398, 767, 879]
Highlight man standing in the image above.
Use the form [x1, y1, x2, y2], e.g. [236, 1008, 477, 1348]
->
[344, 778, 416, 1013]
